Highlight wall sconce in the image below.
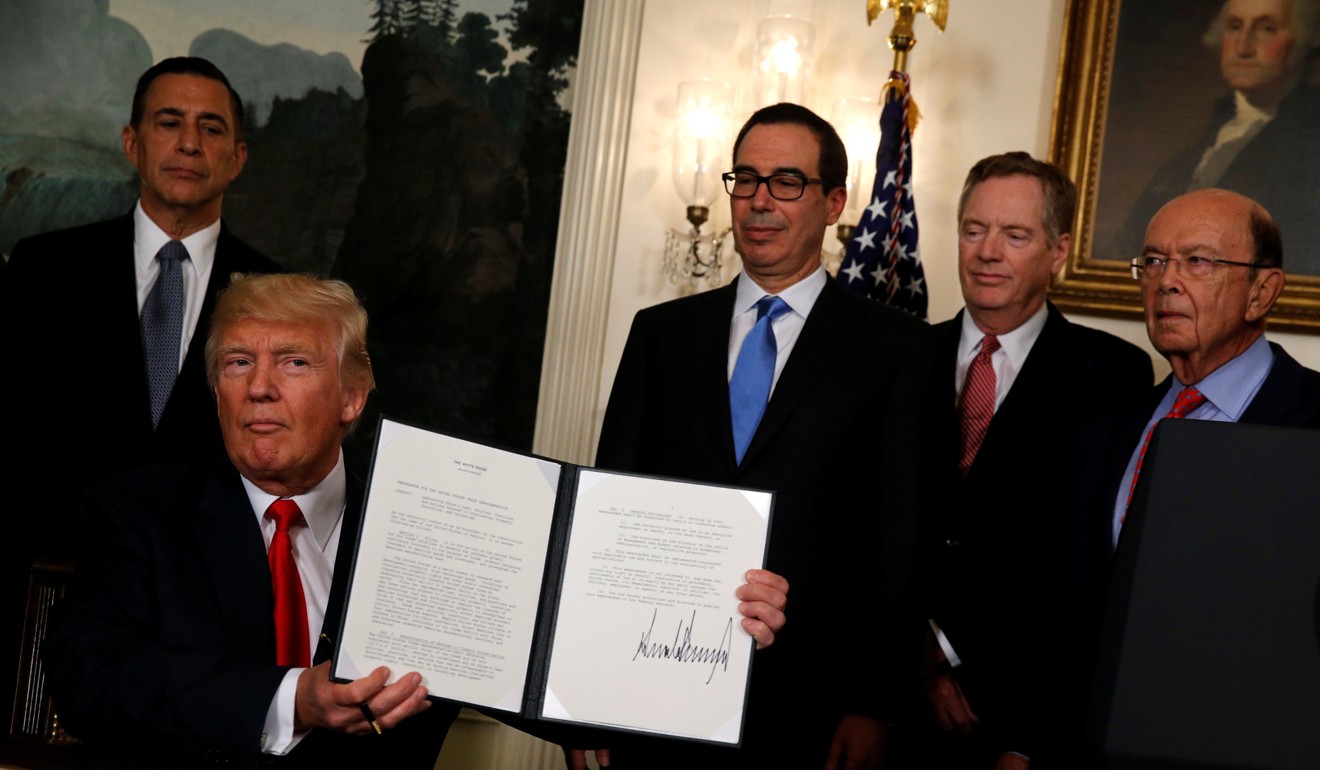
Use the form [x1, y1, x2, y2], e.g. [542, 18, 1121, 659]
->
[753, 15, 814, 107]
[664, 79, 733, 287]
[827, 96, 882, 274]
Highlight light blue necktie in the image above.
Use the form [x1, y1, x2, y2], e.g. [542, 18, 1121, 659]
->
[141, 240, 188, 429]
[730, 296, 790, 464]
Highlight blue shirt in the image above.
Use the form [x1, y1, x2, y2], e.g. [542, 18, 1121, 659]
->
[1111, 335, 1275, 546]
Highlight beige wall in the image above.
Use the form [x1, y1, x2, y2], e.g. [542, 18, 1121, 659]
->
[536, 0, 1320, 473]
[498, 2, 1320, 765]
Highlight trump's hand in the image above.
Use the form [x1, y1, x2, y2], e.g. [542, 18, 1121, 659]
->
[294, 662, 430, 734]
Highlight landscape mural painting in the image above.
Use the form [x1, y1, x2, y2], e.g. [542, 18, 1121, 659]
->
[0, 0, 584, 467]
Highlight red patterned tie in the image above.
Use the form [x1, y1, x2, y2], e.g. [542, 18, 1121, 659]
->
[957, 335, 1000, 475]
[1124, 386, 1207, 516]
[265, 499, 310, 667]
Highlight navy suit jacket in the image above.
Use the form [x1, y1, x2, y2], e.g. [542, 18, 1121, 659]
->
[922, 304, 1152, 756]
[595, 276, 935, 767]
[44, 455, 457, 768]
[1050, 342, 1320, 766]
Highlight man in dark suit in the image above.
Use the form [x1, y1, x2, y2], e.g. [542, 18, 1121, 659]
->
[1054, 187, 1320, 766]
[0, 57, 281, 733]
[44, 273, 451, 768]
[915, 153, 1152, 769]
[44, 272, 786, 769]
[592, 103, 932, 770]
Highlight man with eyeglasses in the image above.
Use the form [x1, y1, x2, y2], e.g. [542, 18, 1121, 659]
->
[591, 102, 934, 769]
[1049, 187, 1320, 766]
[913, 153, 1151, 770]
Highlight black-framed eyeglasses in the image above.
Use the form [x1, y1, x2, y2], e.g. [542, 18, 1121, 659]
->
[1130, 254, 1261, 280]
[722, 171, 823, 201]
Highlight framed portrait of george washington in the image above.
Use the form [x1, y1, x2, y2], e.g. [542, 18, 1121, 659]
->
[1048, 0, 1320, 332]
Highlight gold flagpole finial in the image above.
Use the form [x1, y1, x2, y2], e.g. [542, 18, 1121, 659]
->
[866, 0, 948, 74]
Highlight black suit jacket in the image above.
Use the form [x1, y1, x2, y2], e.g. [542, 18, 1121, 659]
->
[0, 213, 282, 511]
[922, 304, 1152, 756]
[0, 212, 282, 734]
[1050, 342, 1320, 766]
[595, 276, 935, 767]
[44, 455, 457, 769]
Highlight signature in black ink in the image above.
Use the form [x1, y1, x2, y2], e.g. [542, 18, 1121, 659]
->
[632, 609, 732, 684]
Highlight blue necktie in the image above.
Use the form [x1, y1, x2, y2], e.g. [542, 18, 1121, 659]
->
[730, 296, 790, 464]
[141, 240, 188, 429]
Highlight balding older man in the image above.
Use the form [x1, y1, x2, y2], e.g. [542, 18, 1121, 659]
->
[1055, 188, 1320, 766]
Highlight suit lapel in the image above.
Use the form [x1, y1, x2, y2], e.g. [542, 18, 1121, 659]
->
[933, 314, 960, 407]
[694, 281, 742, 476]
[1241, 343, 1313, 425]
[194, 458, 276, 662]
[108, 213, 157, 431]
[970, 306, 1067, 470]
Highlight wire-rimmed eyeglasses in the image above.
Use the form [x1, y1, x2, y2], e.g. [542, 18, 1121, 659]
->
[1130, 254, 1261, 280]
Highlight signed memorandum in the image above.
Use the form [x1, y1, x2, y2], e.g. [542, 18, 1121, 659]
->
[333, 417, 773, 745]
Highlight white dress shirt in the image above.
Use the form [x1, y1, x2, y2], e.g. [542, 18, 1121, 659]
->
[242, 454, 347, 755]
[727, 266, 828, 391]
[953, 303, 1048, 408]
[132, 201, 220, 371]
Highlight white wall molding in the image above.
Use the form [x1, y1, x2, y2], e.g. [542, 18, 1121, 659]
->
[532, 0, 646, 466]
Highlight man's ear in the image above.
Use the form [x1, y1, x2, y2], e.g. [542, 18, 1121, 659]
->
[122, 124, 138, 165]
[1049, 233, 1072, 276]
[824, 185, 848, 226]
[341, 386, 368, 428]
[1245, 267, 1285, 323]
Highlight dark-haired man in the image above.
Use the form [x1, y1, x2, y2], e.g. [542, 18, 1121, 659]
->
[916, 153, 1151, 769]
[0, 57, 279, 733]
[593, 102, 933, 769]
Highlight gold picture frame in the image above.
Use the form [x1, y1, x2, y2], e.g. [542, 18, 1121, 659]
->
[1048, 0, 1320, 332]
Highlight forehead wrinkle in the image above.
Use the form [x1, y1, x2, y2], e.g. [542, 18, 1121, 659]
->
[1176, 240, 1226, 256]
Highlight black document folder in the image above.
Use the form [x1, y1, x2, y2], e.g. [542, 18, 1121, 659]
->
[331, 416, 774, 745]
[1093, 419, 1320, 769]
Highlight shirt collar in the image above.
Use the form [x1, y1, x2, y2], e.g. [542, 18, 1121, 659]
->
[133, 200, 220, 275]
[1233, 90, 1277, 123]
[1176, 334, 1274, 421]
[733, 266, 828, 319]
[240, 452, 347, 552]
[957, 303, 1048, 368]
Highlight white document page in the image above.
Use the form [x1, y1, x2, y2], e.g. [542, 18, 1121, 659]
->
[335, 419, 559, 711]
[541, 470, 772, 744]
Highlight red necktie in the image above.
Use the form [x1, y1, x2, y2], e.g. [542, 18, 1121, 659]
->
[265, 499, 310, 667]
[957, 335, 1000, 475]
[1124, 386, 1207, 516]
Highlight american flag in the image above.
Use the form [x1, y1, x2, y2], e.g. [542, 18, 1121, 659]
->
[835, 71, 927, 319]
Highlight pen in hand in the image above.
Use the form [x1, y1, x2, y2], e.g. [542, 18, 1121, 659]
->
[359, 703, 383, 735]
